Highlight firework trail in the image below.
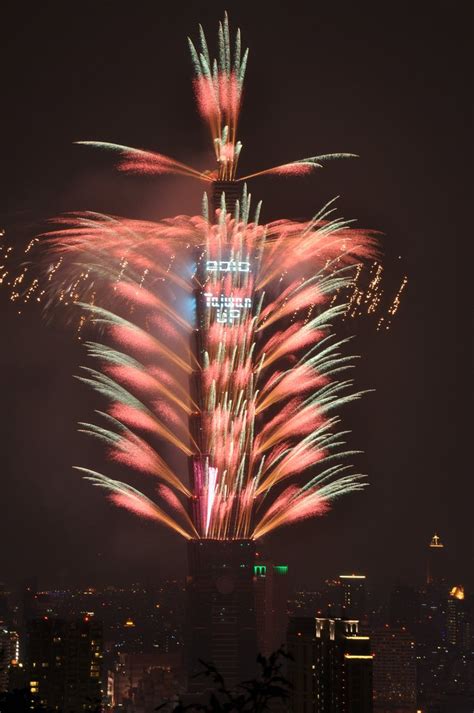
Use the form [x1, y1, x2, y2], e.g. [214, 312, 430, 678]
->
[44, 200, 375, 540]
[13, 14, 384, 540]
[75, 13, 356, 184]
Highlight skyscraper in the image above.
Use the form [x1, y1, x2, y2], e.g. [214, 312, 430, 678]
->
[426, 533, 446, 585]
[27, 617, 103, 712]
[371, 626, 417, 712]
[418, 535, 449, 646]
[287, 615, 373, 712]
[0, 584, 11, 628]
[339, 575, 367, 620]
[254, 560, 289, 656]
[389, 585, 419, 633]
[446, 586, 469, 650]
[184, 181, 259, 695]
[186, 539, 257, 692]
[0, 627, 19, 692]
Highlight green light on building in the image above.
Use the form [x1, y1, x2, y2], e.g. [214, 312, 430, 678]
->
[254, 564, 288, 576]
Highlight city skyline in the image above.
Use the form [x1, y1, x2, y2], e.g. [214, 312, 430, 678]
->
[2, 538, 471, 710]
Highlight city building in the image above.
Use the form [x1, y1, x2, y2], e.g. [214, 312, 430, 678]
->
[321, 579, 345, 617]
[0, 627, 20, 692]
[446, 585, 469, 650]
[27, 616, 103, 712]
[371, 625, 417, 712]
[254, 560, 289, 656]
[389, 585, 419, 633]
[418, 583, 448, 645]
[290, 589, 323, 617]
[339, 575, 367, 620]
[110, 651, 182, 710]
[287, 615, 373, 712]
[185, 539, 257, 693]
[426, 533, 446, 585]
[0, 584, 12, 628]
[133, 664, 179, 712]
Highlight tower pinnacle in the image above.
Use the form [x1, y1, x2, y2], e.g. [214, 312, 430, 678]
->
[429, 533, 444, 548]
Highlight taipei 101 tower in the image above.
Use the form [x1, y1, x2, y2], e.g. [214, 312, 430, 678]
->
[53, 11, 377, 699]
[186, 183, 257, 691]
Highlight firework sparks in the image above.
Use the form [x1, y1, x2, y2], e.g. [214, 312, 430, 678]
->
[41, 192, 375, 540]
[1, 15, 403, 540]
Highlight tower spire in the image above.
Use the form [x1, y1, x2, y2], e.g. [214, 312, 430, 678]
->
[427, 533, 445, 584]
[429, 533, 444, 548]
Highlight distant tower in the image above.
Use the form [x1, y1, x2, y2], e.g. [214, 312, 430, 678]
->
[287, 616, 373, 712]
[185, 183, 258, 695]
[426, 533, 446, 585]
[389, 585, 419, 632]
[447, 586, 469, 650]
[339, 574, 367, 620]
[0, 584, 11, 627]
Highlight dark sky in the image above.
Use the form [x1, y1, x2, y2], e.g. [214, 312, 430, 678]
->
[0, 2, 470, 595]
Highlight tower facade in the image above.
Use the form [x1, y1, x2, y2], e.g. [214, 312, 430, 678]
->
[339, 574, 367, 620]
[185, 182, 258, 693]
[211, 181, 241, 215]
[426, 533, 446, 585]
[371, 626, 417, 711]
[389, 585, 419, 632]
[446, 586, 469, 649]
[27, 617, 103, 713]
[254, 560, 289, 656]
[186, 539, 257, 692]
[0, 627, 19, 692]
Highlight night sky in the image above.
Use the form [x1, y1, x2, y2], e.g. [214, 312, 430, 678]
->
[1, 2, 470, 594]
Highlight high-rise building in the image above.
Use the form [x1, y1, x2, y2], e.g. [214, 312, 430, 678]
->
[371, 626, 417, 712]
[426, 533, 446, 585]
[254, 560, 289, 656]
[0, 584, 12, 628]
[27, 616, 103, 712]
[339, 575, 367, 620]
[185, 184, 258, 694]
[291, 589, 323, 617]
[287, 615, 373, 712]
[389, 585, 419, 633]
[20, 578, 39, 666]
[0, 627, 20, 692]
[186, 539, 257, 693]
[418, 584, 448, 645]
[446, 585, 469, 650]
[321, 579, 345, 617]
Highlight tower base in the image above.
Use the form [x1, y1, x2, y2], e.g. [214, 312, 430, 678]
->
[186, 538, 257, 693]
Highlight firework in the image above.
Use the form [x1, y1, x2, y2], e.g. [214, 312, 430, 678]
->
[45, 196, 375, 541]
[11, 15, 388, 540]
[75, 13, 356, 184]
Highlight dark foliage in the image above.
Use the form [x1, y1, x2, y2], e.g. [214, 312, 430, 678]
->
[157, 648, 292, 712]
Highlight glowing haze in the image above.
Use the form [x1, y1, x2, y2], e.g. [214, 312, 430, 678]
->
[39, 14, 378, 540]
